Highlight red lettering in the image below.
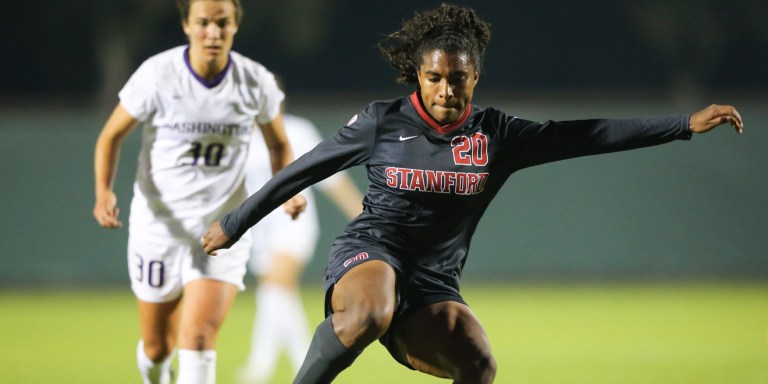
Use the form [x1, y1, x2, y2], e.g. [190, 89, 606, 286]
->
[451, 137, 472, 165]
[444, 172, 456, 192]
[409, 169, 426, 191]
[386, 167, 489, 195]
[478, 173, 489, 193]
[466, 173, 478, 194]
[471, 133, 488, 166]
[397, 168, 412, 189]
[425, 170, 441, 193]
[456, 172, 469, 195]
[385, 167, 398, 187]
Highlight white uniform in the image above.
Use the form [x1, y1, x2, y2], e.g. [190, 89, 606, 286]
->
[245, 114, 343, 275]
[119, 45, 284, 302]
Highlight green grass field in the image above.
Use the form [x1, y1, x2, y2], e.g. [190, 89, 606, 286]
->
[1, 282, 766, 383]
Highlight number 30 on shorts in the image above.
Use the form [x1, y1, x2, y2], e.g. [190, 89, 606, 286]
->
[134, 255, 165, 288]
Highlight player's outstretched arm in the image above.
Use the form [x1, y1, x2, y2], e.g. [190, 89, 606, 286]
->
[689, 104, 744, 134]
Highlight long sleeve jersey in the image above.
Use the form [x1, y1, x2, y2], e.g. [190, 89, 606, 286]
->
[221, 91, 691, 273]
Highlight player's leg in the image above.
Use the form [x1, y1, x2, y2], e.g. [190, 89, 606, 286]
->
[392, 300, 496, 384]
[293, 260, 397, 384]
[136, 299, 181, 384]
[176, 278, 239, 384]
[242, 252, 309, 384]
[177, 231, 250, 384]
[129, 237, 185, 384]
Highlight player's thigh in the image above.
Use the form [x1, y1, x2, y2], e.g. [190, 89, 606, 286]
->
[330, 259, 397, 315]
[177, 278, 239, 350]
[394, 300, 493, 377]
[328, 260, 398, 349]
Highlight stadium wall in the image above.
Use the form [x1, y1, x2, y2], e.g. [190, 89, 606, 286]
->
[1, 96, 765, 287]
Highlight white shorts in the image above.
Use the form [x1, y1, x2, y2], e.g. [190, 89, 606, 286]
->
[248, 204, 320, 276]
[128, 232, 252, 303]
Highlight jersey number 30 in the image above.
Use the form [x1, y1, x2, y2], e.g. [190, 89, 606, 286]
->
[185, 141, 225, 166]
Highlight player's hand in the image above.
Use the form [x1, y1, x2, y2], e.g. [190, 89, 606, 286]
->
[689, 104, 744, 134]
[202, 220, 233, 256]
[283, 194, 307, 220]
[93, 190, 122, 228]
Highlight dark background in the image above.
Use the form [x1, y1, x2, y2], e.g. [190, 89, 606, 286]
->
[3, 0, 767, 102]
[1, 0, 766, 287]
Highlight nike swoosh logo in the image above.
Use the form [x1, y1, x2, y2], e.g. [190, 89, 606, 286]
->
[399, 135, 418, 141]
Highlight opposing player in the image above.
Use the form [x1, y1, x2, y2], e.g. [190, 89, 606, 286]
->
[92, 1, 304, 383]
[240, 111, 363, 384]
[202, 4, 744, 383]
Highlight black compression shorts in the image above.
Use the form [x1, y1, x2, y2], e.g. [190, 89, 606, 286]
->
[322, 240, 467, 369]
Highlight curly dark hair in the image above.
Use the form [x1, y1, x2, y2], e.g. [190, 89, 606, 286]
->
[377, 3, 492, 85]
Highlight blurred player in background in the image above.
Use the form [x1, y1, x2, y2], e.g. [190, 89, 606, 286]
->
[239, 105, 363, 384]
[92, 1, 304, 383]
[203, 3, 743, 384]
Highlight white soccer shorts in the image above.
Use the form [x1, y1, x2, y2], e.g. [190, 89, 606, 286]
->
[128, 232, 252, 303]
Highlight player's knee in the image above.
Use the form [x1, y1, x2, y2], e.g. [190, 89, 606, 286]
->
[455, 351, 496, 384]
[179, 325, 218, 351]
[142, 338, 175, 362]
[351, 305, 393, 340]
[335, 301, 394, 348]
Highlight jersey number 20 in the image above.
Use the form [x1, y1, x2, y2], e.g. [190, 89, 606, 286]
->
[451, 133, 488, 166]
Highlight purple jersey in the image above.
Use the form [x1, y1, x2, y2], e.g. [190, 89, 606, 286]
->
[222, 91, 690, 284]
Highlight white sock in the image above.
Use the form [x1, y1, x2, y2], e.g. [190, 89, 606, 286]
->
[177, 349, 216, 384]
[136, 340, 175, 384]
[243, 283, 280, 383]
[245, 283, 310, 379]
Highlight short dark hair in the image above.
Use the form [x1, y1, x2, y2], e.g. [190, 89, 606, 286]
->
[176, 0, 244, 25]
[377, 3, 492, 85]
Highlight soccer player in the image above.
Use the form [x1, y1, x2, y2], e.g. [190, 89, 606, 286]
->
[240, 111, 363, 384]
[92, 1, 304, 383]
[202, 4, 744, 384]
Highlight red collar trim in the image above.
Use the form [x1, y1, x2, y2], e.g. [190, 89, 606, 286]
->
[409, 91, 471, 135]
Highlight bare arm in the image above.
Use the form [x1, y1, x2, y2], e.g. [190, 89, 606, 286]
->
[259, 113, 292, 173]
[258, 113, 307, 219]
[93, 104, 139, 228]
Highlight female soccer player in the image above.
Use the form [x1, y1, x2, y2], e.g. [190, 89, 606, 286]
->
[93, 1, 304, 383]
[202, 4, 743, 383]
